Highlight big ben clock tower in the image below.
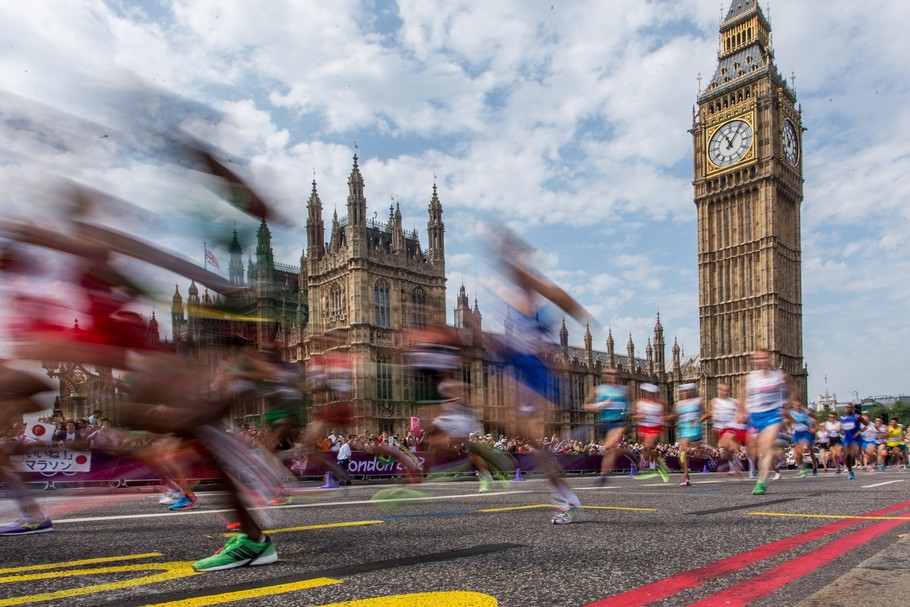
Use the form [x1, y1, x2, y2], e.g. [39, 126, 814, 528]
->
[693, 0, 807, 400]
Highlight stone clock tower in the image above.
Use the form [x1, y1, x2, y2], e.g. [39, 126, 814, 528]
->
[692, 0, 806, 400]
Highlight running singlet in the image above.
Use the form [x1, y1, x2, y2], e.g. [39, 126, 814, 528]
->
[825, 420, 843, 439]
[711, 397, 745, 430]
[504, 305, 552, 357]
[594, 384, 629, 424]
[816, 429, 829, 445]
[790, 409, 812, 434]
[637, 399, 663, 428]
[860, 422, 879, 444]
[841, 414, 860, 443]
[744, 370, 787, 414]
[677, 397, 702, 438]
[886, 427, 903, 447]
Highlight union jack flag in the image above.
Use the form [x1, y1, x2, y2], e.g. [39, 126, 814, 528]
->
[205, 248, 220, 268]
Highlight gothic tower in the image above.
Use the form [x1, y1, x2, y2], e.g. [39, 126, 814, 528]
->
[228, 227, 244, 286]
[693, 0, 806, 399]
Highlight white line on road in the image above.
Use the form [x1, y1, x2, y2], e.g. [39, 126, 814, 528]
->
[861, 480, 906, 489]
[48, 489, 537, 524]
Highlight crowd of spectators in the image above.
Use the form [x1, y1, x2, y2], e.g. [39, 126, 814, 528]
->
[4, 414, 750, 472]
[2, 409, 144, 451]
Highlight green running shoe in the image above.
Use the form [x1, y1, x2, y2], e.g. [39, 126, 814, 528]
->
[193, 534, 277, 572]
[656, 460, 670, 483]
[751, 480, 766, 495]
[370, 487, 427, 513]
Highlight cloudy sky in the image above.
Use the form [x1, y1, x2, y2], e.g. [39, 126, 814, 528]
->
[1, 1, 907, 403]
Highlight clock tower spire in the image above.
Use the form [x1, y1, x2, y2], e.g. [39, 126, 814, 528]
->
[693, 0, 806, 400]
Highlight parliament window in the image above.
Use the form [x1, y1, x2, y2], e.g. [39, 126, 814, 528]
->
[376, 354, 392, 401]
[411, 288, 427, 329]
[374, 281, 391, 328]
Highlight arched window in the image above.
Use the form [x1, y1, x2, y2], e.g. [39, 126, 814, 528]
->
[374, 281, 390, 328]
[330, 285, 344, 323]
[376, 350, 392, 400]
[411, 288, 427, 329]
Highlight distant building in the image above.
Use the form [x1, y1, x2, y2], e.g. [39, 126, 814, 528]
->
[817, 392, 837, 410]
[862, 395, 910, 408]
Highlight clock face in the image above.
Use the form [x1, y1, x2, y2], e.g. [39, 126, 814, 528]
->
[708, 119, 754, 167]
[781, 119, 799, 165]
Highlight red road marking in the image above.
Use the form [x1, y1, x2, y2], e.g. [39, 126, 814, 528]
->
[688, 511, 910, 606]
[584, 500, 910, 607]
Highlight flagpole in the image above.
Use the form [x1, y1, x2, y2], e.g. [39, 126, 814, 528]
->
[204, 241, 206, 269]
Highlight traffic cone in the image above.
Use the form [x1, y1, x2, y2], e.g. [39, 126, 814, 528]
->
[629, 464, 637, 477]
[702, 464, 709, 473]
[320, 472, 340, 489]
[513, 468, 525, 482]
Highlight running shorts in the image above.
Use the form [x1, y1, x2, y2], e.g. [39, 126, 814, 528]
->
[748, 409, 782, 433]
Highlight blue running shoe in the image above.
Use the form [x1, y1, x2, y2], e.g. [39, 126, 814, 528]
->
[0, 516, 53, 535]
[169, 495, 199, 511]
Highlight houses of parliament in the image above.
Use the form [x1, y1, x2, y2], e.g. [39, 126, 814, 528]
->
[49, 0, 806, 440]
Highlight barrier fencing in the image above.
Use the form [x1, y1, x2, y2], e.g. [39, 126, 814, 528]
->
[5, 446, 743, 490]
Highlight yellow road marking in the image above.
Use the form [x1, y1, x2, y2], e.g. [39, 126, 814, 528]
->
[750, 512, 910, 521]
[581, 506, 657, 511]
[0, 553, 162, 574]
[477, 504, 553, 512]
[140, 577, 341, 607]
[223, 520, 385, 537]
[0, 561, 198, 606]
[266, 520, 384, 535]
[315, 591, 497, 606]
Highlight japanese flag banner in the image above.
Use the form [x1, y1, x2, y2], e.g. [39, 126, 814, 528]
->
[26, 422, 56, 442]
[10, 447, 93, 473]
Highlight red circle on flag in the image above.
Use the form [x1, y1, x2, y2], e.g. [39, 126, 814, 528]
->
[32, 424, 46, 437]
[75, 455, 88, 465]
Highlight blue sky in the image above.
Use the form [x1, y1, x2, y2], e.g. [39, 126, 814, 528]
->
[1, 1, 908, 403]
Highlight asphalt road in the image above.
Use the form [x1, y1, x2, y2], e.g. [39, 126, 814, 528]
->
[1, 468, 909, 606]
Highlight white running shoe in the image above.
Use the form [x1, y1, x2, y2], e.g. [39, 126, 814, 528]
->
[552, 504, 581, 525]
[772, 472, 782, 481]
[158, 490, 182, 505]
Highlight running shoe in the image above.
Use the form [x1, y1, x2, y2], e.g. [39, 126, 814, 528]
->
[656, 462, 670, 483]
[370, 487, 427, 513]
[158, 490, 182, 506]
[679, 478, 692, 486]
[267, 495, 293, 506]
[848, 471, 855, 480]
[812, 467, 818, 476]
[799, 469, 807, 478]
[478, 475, 493, 493]
[168, 495, 199, 511]
[751, 480, 766, 495]
[772, 472, 782, 481]
[551, 504, 581, 525]
[0, 516, 53, 535]
[192, 534, 277, 572]
[225, 521, 241, 531]
[836, 468, 842, 474]
[593, 475, 608, 487]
